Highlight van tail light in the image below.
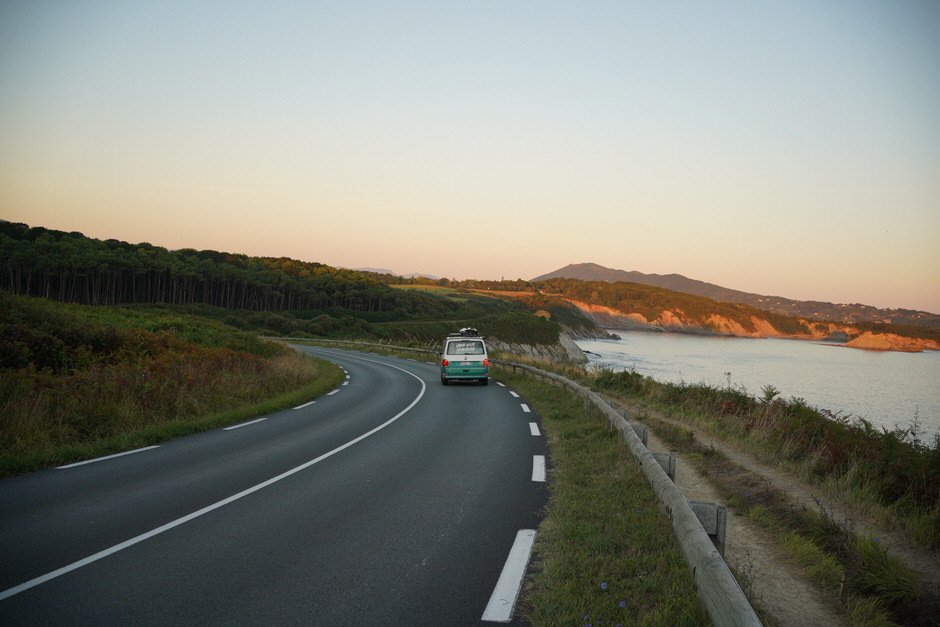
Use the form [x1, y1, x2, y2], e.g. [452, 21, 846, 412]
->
[483, 358, 489, 367]
[442, 359, 449, 367]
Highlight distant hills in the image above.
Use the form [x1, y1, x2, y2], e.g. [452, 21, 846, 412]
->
[533, 263, 940, 329]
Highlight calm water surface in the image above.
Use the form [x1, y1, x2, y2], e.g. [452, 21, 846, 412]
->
[576, 331, 940, 442]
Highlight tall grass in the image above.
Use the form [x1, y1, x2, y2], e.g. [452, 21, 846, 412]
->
[592, 369, 940, 550]
[646, 413, 939, 627]
[0, 293, 342, 475]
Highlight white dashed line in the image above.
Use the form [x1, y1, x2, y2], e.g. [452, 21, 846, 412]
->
[293, 400, 316, 410]
[496, 382, 506, 387]
[345, 375, 350, 379]
[0, 358, 428, 602]
[528, 422, 540, 436]
[509, 391, 519, 398]
[56, 446, 160, 469]
[481, 529, 537, 622]
[532, 455, 546, 482]
[342, 381, 349, 386]
[223, 418, 268, 431]
[327, 390, 340, 396]
[520, 404, 531, 413]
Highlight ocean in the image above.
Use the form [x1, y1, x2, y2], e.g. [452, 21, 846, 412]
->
[575, 331, 940, 443]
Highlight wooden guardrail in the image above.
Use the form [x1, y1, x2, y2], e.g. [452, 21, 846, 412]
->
[276, 338, 761, 626]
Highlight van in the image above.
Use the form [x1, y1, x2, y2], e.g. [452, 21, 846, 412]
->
[440, 328, 489, 386]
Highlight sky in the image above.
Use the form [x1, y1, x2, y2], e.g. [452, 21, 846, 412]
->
[1, 1, 938, 312]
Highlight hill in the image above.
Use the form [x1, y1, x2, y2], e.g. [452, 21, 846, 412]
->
[534, 263, 940, 328]
[0, 221, 597, 348]
[461, 277, 940, 352]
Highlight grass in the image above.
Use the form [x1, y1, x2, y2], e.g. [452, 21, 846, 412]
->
[0, 293, 345, 476]
[641, 413, 938, 627]
[491, 368, 707, 626]
[591, 369, 940, 551]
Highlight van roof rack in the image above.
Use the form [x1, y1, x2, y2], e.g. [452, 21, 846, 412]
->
[448, 327, 481, 338]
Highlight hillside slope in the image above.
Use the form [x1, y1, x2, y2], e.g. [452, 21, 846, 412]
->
[534, 262, 940, 328]
[468, 278, 940, 352]
[0, 221, 601, 351]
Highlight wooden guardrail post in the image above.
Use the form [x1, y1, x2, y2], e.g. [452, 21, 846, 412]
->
[652, 452, 676, 482]
[632, 424, 648, 447]
[689, 501, 727, 557]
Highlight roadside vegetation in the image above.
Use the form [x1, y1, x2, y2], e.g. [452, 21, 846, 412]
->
[591, 370, 940, 552]
[643, 415, 938, 626]
[493, 368, 708, 626]
[0, 292, 344, 476]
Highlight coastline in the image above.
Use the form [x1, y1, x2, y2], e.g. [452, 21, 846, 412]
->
[563, 298, 939, 354]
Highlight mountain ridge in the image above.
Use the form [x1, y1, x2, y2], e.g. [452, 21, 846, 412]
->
[533, 262, 939, 328]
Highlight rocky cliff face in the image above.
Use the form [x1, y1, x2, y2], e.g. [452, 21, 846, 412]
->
[562, 299, 939, 353]
[487, 331, 588, 364]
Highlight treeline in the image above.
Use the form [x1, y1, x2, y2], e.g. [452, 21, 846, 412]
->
[0, 221, 569, 346]
[0, 222, 452, 316]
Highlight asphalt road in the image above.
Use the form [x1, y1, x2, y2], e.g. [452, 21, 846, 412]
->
[0, 347, 549, 625]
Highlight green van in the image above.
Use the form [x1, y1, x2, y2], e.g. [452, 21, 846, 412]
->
[440, 328, 489, 386]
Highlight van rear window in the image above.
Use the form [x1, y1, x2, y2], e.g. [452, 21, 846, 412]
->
[447, 341, 484, 355]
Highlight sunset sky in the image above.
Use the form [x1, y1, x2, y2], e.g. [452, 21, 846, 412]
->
[2, 1, 938, 312]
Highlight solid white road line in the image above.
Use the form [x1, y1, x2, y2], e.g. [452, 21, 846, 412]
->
[520, 404, 531, 413]
[293, 400, 316, 410]
[0, 360, 427, 602]
[528, 422, 540, 436]
[509, 391, 519, 398]
[223, 418, 268, 431]
[532, 455, 546, 482]
[56, 446, 161, 469]
[481, 529, 537, 622]
[327, 390, 340, 396]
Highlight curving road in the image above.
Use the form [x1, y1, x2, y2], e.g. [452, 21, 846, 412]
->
[0, 346, 549, 625]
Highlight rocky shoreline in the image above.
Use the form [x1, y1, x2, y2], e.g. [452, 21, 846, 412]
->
[564, 299, 939, 353]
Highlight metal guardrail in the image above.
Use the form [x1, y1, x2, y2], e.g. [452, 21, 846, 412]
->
[277, 338, 761, 626]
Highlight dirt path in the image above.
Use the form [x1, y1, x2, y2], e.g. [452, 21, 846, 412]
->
[606, 396, 848, 627]
[618, 397, 940, 595]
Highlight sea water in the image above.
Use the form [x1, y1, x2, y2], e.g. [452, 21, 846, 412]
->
[576, 331, 940, 443]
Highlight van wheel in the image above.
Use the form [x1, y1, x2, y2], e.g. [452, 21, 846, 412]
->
[481, 378, 489, 386]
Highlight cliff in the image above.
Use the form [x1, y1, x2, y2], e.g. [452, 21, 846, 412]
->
[562, 299, 939, 353]
[486, 331, 588, 364]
